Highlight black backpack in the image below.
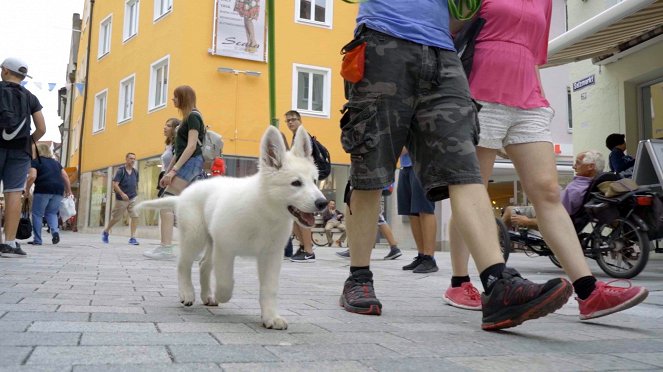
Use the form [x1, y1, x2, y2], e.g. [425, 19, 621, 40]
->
[310, 135, 331, 180]
[0, 82, 31, 140]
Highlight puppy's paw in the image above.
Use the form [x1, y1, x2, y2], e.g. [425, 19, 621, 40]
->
[215, 286, 233, 303]
[263, 316, 288, 330]
[203, 296, 218, 307]
[179, 291, 195, 307]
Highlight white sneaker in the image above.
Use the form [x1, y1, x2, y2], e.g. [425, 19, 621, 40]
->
[143, 245, 176, 260]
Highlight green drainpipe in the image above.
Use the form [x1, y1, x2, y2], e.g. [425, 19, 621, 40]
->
[268, 0, 277, 127]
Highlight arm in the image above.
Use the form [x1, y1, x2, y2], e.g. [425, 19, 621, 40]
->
[24, 168, 37, 195]
[511, 214, 539, 229]
[170, 129, 198, 174]
[31, 110, 47, 142]
[113, 180, 129, 201]
[61, 169, 72, 197]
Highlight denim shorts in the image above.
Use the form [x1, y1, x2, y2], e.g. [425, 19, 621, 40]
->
[0, 148, 31, 192]
[340, 27, 482, 202]
[397, 166, 435, 215]
[175, 155, 204, 183]
[476, 101, 554, 149]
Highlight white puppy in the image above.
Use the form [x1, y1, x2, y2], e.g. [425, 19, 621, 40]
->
[137, 125, 327, 329]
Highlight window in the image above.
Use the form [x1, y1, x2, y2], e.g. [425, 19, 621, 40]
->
[154, 0, 173, 21]
[123, 0, 139, 41]
[88, 169, 109, 227]
[98, 15, 112, 58]
[567, 86, 573, 132]
[296, 0, 333, 27]
[149, 56, 169, 111]
[293, 64, 331, 117]
[93, 89, 108, 133]
[118, 75, 135, 123]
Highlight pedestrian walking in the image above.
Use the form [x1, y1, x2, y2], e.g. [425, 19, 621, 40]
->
[101, 152, 140, 245]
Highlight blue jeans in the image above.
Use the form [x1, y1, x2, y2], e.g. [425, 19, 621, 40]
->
[31, 193, 63, 244]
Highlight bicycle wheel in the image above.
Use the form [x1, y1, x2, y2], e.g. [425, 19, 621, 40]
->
[593, 218, 651, 279]
[496, 217, 510, 262]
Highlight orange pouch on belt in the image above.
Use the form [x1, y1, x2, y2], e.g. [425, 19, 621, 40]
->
[340, 40, 366, 83]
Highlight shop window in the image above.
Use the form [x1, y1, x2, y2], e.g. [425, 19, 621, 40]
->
[137, 157, 162, 226]
[89, 169, 109, 227]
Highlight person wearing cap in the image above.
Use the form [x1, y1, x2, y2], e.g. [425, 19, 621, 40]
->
[0, 57, 47, 257]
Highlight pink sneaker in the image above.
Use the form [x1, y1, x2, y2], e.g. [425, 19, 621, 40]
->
[443, 282, 482, 311]
[577, 280, 648, 320]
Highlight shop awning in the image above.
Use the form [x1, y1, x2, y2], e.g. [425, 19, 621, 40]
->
[545, 0, 663, 68]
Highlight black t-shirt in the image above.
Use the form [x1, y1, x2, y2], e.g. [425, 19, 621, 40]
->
[174, 111, 205, 160]
[0, 82, 42, 154]
[31, 157, 65, 195]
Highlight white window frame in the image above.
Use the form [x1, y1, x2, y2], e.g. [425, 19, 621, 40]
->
[148, 55, 170, 112]
[154, 0, 173, 21]
[98, 15, 112, 59]
[123, 0, 140, 42]
[295, 0, 333, 28]
[93, 89, 108, 133]
[292, 64, 331, 118]
[118, 74, 136, 124]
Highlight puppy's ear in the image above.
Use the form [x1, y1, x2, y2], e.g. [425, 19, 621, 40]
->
[292, 125, 313, 159]
[260, 126, 287, 170]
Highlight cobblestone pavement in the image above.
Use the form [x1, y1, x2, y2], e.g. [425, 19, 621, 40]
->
[1, 232, 662, 371]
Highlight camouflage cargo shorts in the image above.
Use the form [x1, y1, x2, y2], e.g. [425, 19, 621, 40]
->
[340, 26, 482, 201]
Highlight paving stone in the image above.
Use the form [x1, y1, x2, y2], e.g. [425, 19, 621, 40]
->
[157, 322, 254, 333]
[0, 346, 32, 365]
[1, 311, 90, 322]
[362, 358, 474, 372]
[73, 364, 223, 372]
[27, 346, 171, 365]
[28, 321, 157, 333]
[57, 305, 145, 314]
[0, 332, 79, 346]
[220, 361, 371, 371]
[265, 344, 398, 361]
[169, 345, 280, 363]
[81, 332, 219, 345]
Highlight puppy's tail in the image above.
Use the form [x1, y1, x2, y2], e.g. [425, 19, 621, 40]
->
[135, 196, 179, 212]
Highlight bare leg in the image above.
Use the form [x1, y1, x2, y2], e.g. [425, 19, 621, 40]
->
[449, 146, 499, 275]
[506, 142, 592, 281]
[130, 217, 138, 238]
[419, 212, 437, 256]
[378, 223, 398, 246]
[449, 183, 504, 272]
[160, 209, 174, 245]
[293, 223, 314, 254]
[3, 192, 22, 241]
[244, 17, 256, 49]
[347, 190, 381, 267]
[409, 215, 425, 254]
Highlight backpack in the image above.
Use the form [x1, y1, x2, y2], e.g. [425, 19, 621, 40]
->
[0, 82, 31, 140]
[190, 111, 224, 166]
[310, 135, 331, 180]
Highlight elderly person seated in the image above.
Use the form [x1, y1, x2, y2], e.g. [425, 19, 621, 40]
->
[503, 150, 605, 231]
[321, 200, 346, 246]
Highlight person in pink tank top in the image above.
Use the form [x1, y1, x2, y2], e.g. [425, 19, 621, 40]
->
[445, 0, 649, 321]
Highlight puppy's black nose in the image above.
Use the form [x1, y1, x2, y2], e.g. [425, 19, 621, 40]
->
[315, 198, 328, 211]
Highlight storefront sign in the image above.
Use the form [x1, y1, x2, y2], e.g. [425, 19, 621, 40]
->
[213, 0, 266, 62]
[572, 75, 595, 92]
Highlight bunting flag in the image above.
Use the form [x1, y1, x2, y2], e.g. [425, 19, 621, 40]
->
[75, 83, 85, 94]
[34, 82, 43, 90]
[20, 81, 28, 87]
[48, 83, 56, 91]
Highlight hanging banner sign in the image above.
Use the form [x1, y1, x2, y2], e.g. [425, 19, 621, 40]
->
[213, 0, 267, 62]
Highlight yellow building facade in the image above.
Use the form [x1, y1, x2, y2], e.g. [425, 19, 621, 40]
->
[67, 0, 357, 234]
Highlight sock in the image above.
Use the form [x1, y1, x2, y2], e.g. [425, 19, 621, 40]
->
[5, 240, 16, 248]
[421, 255, 434, 261]
[416, 252, 423, 258]
[350, 266, 370, 274]
[480, 263, 506, 295]
[451, 276, 471, 288]
[573, 276, 597, 300]
[390, 245, 398, 250]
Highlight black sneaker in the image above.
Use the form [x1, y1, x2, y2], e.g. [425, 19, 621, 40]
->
[52, 232, 60, 245]
[290, 249, 315, 263]
[339, 269, 382, 315]
[383, 247, 402, 260]
[402, 255, 423, 270]
[0, 244, 13, 257]
[336, 249, 350, 258]
[413, 256, 438, 273]
[481, 268, 572, 331]
[3, 243, 27, 258]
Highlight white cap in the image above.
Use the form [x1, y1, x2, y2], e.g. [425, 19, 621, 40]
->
[1, 57, 31, 79]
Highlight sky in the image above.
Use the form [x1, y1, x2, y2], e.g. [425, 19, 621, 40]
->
[1, 0, 85, 143]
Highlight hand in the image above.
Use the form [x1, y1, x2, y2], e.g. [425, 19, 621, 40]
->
[65, 191, 73, 198]
[121, 193, 130, 201]
[160, 169, 176, 188]
[511, 214, 529, 227]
